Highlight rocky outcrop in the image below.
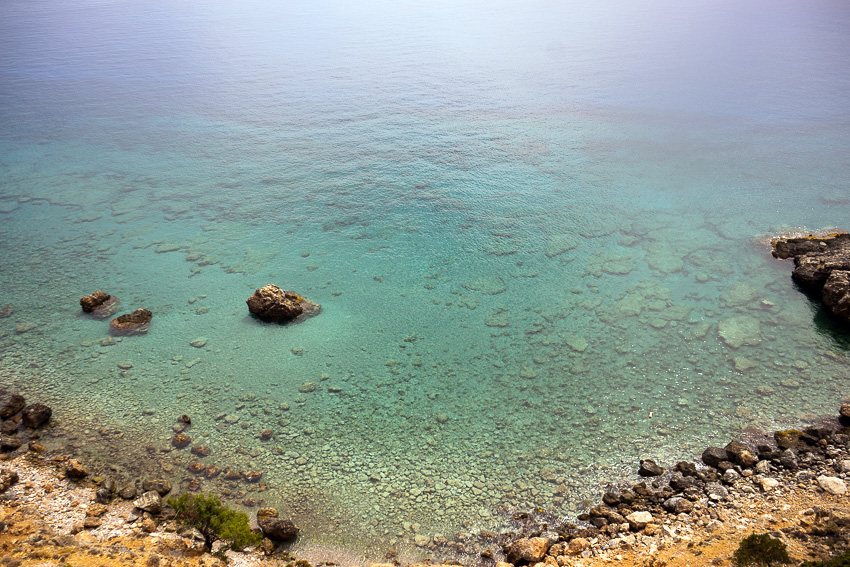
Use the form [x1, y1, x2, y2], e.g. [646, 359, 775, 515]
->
[80, 290, 120, 319]
[246, 285, 320, 324]
[109, 308, 152, 335]
[772, 232, 850, 325]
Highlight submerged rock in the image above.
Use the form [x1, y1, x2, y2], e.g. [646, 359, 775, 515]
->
[246, 285, 321, 323]
[109, 308, 152, 336]
[0, 392, 25, 419]
[80, 290, 120, 319]
[21, 403, 51, 428]
[772, 232, 850, 325]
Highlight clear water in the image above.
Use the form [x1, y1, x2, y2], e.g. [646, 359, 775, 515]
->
[2, 0, 850, 561]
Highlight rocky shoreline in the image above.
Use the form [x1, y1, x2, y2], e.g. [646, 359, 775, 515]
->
[2, 387, 850, 567]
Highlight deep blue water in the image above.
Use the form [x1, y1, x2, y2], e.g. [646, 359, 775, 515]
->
[2, 0, 850, 561]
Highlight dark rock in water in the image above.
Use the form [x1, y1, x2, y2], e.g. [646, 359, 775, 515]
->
[171, 433, 191, 449]
[0, 305, 13, 318]
[0, 468, 19, 493]
[95, 487, 111, 504]
[65, 459, 88, 479]
[191, 445, 210, 457]
[772, 232, 850, 325]
[259, 518, 299, 542]
[118, 483, 137, 499]
[142, 479, 172, 496]
[673, 461, 699, 477]
[638, 459, 664, 477]
[21, 403, 52, 428]
[602, 492, 620, 506]
[724, 440, 758, 467]
[246, 284, 321, 324]
[0, 393, 25, 419]
[0, 435, 21, 451]
[670, 473, 698, 492]
[0, 420, 17, 435]
[80, 290, 120, 319]
[109, 308, 152, 336]
[257, 507, 279, 523]
[701, 447, 729, 468]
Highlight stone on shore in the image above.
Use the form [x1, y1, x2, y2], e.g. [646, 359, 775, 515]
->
[65, 459, 88, 479]
[80, 290, 120, 319]
[134, 490, 163, 513]
[817, 476, 847, 496]
[0, 468, 19, 493]
[702, 447, 729, 468]
[246, 284, 321, 323]
[506, 537, 550, 564]
[626, 511, 653, 531]
[724, 440, 758, 467]
[21, 403, 52, 428]
[109, 308, 152, 335]
[638, 459, 664, 477]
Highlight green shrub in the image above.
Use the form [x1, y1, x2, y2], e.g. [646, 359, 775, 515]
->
[801, 551, 850, 567]
[167, 493, 261, 554]
[733, 533, 791, 567]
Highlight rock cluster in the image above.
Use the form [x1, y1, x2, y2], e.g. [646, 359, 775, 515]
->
[0, 390, 52, 459]
[246, 284, 320, 323]
[772, 232, 850, 324]
[498, 402, 850, 566]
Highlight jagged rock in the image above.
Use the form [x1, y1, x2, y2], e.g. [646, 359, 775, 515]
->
[823, 270, 850, 322]
[724, 440, 758, 467]
[566, 537, 590, 556]
[246, 285, 321, 323]
[626, 511, 653, 531]
[65, 459, 88, 479]
[780, 448, 799, 470]
[772, 232, 850, 325]
[80, 290, 120, 319]
[701, 447, 729, 468]
[506, 537, 550, 564]
[259, 518, 299, 542]
[0, 468, 19, 493]
[0, 393, 25, 419]
[134, 490, 163, 513]
[638, 459, 664, 477]
[109, 309, 152, 335]
[21, 403, 52, 428]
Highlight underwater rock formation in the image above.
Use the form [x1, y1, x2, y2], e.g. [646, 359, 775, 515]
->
[772, 232, 850, 325]
[245, 284, 320, 323]
[109, 308, 153, 335]
[80, 290, 120, 319]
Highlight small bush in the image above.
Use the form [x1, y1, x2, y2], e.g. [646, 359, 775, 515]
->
[801, 551, 850, 567]
[167, 493, 261, 553]
[733, 533, 791, 567]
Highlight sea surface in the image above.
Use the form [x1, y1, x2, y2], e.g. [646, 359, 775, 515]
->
[2, 0, 850, 561]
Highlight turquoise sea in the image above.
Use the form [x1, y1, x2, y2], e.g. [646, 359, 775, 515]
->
[2, 0, 850, 561]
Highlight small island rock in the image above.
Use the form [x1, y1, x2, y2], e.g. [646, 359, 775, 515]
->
[109, 309, 152, 336]
[80, 290, 120, 319]
[246, 285, 321, 323]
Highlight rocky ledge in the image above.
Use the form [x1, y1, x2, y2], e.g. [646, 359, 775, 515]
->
[772, 232, 850, 325]
[246, 285, 321, 324]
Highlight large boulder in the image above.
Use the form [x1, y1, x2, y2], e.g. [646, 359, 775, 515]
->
[246, 285, 320, 324]
[109, 308, 152, 336]
[259, 518, 299, 542]
[701, 447, 729, 468]
[80, 290, 120, 319]
[0, 393, 25, 419]
[772, 232, 850, 325]
[724, 440, 758, 468]
[506, 537, 550, 564]
[22, 403, 52, 428]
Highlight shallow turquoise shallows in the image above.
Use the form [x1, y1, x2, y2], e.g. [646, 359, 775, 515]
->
[2, 0, 849, 561]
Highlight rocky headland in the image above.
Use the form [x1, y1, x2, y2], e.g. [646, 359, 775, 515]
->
[772, 232, 850, 325]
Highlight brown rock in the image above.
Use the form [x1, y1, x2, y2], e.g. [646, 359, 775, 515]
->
[259, 518, 299, 542]
[257, 507, 279, 523]
[246, 284, 321, 323]
[243, 470, 262, 483]
[80, 290, 120, 319]
[83, 516, 102, 529]
[506, 537, 550, 564]
[171, 434, 191, 449]
[724, 440, 758, 468]
[0, 468, 19, 493]
[109, 308, 153, 336]
[28, 440, 46, 453]
[0, 305, 13, 318]
[142, 479, 172, 496]
[21, 403, 52, 428]
[65, 459, 88, 479]
[823, 270, 850, 322]
[567, 537, 590, 556]
[133, 490, 163, 513]
[0, 393, 25, 419]
[86, 503, 109, 517]
[191, 445, 210, 457]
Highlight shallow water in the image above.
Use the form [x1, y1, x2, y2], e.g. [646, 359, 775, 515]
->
[2, 0, 850, 560]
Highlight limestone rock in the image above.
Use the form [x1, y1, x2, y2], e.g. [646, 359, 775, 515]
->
[0, 468, 19, 493]
[109, 308, 152, 336]
[566, 537, 590, 556]
[80, 290, 120, 319]
[461, 276, 507, 295]
[257, 507, 279, 523]
[506, 537, 550, 563]
[246, 285, 321, 323]
[133, 490, 163, 513]
[818, 476, 847, 496]
[626, 511, 653, 531]
[65, 459, 88, 479]
[21, 403, 52, 428]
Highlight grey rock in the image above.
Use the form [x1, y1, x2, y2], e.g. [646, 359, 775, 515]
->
[638, 459, 664, 477]
[118, 483, 137, 500]
[705, 482, 729, 501]
[701, 447, 729, 468]
[662, 497, 693, 514]
[780, 448, 799, 470]
[133, 491, 163, 514]
[142, 479, 172, 496]
[722, 469, 741, 484]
